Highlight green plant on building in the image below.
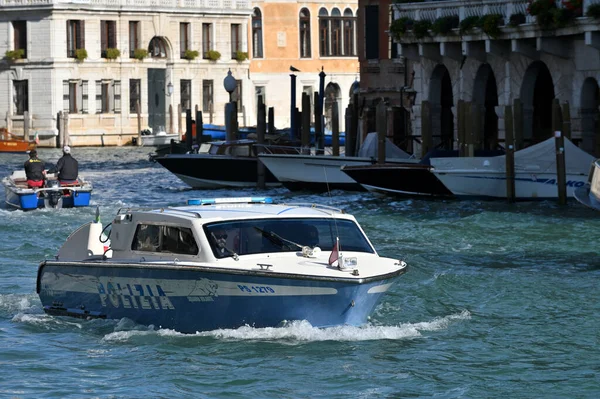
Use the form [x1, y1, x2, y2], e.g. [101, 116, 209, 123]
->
[206, 50, 221, 61]
[527, 0, 578, 29]
[390, 17, 414, 39]
[431, 15, 459, 36]
[183, 49, 199, 60]
[459, 16, 480, 34]
[587, 3, 600, 18]
[5, 49, 25, 61]
[508, 12, 527, 26]
[234, 51, 248, 61]
[479, 14, 504, 38]
[75, 48, 88, 61]
[105, 48, 120, 60]
[413, 20, 432, 39]
[133, 48, 148, 60]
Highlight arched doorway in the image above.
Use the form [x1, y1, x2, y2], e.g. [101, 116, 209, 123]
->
[520, 61, 555, 145]
[580, 77, 600, 156]
[324, 82, 341, 134]
[147, 36, 171, 134]
[429, 65, 454, 150]
[473, 64, 499, 150]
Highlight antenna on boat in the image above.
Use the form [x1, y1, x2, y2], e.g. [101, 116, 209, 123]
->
[323, 166, 342, 266]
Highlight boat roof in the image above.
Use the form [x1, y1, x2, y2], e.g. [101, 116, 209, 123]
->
[117, 197, 348, 222]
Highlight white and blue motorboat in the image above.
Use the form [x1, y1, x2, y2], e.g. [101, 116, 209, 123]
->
[3, 170, 93, 210]
[36, 197, 407, 333]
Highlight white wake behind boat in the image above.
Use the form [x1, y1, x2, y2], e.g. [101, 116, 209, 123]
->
[430, 138, 594, 199]
[36, 197, 407, 333]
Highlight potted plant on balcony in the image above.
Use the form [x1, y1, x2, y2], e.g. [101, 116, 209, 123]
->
[562, 0, 583, 17]
[390, 17, 414, 39]
[478, 14, 504, 39]
[431, 15, 459, 36]
[183, 49, 199, 61]
[75, 48, 88, 62]
[105, 48, 120, 60]
[5, 49, 25, 61]
[413, 20, 432, 39]
[234, 51, 248, 62]
[133, 48, 148, 60]
[508, 12, 527, 26]
[459, 16, 480, 35]
[206, 50, 221, 61]
[587, 3, 600, 18]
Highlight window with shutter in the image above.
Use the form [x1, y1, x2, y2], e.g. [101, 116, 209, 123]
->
[202, 24, 212, 58]
[130, 79, 141, 113]
[202, 80, 213, 112]
[252, 9, 263, 58]
[12, 21, 27, 58]
[113, 80, 121, 114]
[13, 80, 28, 115]
[129, 21, 140, 58]
[63, 81, 70, 113]
[299, 9, 311, 59]
[81, 81, 88, 114]
[181, 80, 191, 111]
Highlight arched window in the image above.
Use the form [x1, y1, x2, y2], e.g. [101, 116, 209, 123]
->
[252, 8, 263, 58]
[331, 8, 341, 56]
[148, 36, 167, 58]
[299, 8, 311, 58]
[318, 8, 329, 57]
[343, 9, 355, 56]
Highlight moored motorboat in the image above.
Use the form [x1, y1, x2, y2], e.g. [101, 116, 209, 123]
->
[3, 170, 93, 210]
[0, 128, 37, 153]
[153, 139, 298, 189]
[36, 197, 408, 333]
[258, 133, 415, 192]
[574, 158, 600, 210]
[431, 138, 593, 199]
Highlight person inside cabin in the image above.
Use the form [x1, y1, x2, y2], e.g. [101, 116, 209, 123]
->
[24, 149, 45, 188]
[50, 146, 79, 185]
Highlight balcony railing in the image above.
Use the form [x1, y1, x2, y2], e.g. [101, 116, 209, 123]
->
[392, 0, 600, 24]
[0, 0, 251, 10]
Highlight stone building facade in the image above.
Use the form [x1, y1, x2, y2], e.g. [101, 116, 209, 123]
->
[363, 0, 600, 157]
[0, 0, 252, 146]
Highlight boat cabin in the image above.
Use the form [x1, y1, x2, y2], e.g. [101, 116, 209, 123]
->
[100, 198, 376, 264]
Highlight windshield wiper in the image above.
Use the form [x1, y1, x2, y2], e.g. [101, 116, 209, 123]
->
[254, 227, 303, 251]
[211, 232, 239, 260]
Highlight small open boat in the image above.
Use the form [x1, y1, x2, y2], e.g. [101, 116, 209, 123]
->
[2, 170, 93, 210]
[36, 197, 408, 333]
[0, 128, 36, 153]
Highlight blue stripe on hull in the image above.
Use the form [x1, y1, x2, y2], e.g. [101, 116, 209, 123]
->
[38, 263, 397, 333]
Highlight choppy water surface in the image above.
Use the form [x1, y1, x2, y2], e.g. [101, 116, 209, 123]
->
[1, 147, 599, 398]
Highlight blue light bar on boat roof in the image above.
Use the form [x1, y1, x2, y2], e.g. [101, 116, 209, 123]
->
[187, 197, 274, 206]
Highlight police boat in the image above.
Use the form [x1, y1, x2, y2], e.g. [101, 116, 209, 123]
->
[2, 170, 93, 210]
[36, 197, 408, 333]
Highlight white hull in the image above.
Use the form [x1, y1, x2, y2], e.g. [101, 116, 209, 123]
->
[175, 173, 281, 189]
[433, 170, 588, 199]
[141, 134, 179, 146]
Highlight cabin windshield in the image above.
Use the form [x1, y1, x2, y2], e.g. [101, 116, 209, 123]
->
[204, 218, 374, 259]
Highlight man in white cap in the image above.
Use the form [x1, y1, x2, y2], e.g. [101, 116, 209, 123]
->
[51, 145, 79, 184]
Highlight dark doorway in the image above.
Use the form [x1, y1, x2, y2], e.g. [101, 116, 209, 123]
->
[521, 61, 555, 145]
[580, 77, 600, 157]
[148, 68, 166, 133]
[473, 64, 499, 150]
[429, 65, 454, 150]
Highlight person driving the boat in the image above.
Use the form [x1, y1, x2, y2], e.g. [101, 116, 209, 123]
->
[49, 146, 79, 185]
[24, 149, 45, 188]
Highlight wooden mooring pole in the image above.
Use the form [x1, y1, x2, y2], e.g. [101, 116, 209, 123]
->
[256, 96, 266, 189]
[301, 92, 311, 154]
[504, 105, 515, 203]
[376, 101, 387, 164]
[552, 99, 567, 205]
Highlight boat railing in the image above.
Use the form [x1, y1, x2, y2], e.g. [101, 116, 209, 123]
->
[117, 207, 202, 218]
[281, 202, 345, 214]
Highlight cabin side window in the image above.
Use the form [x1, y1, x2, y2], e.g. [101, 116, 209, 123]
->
[132, 224, 198, 255]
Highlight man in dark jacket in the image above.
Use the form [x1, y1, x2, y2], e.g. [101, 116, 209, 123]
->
[24, 149, 45, 188]
[53, 146, 79, 184]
